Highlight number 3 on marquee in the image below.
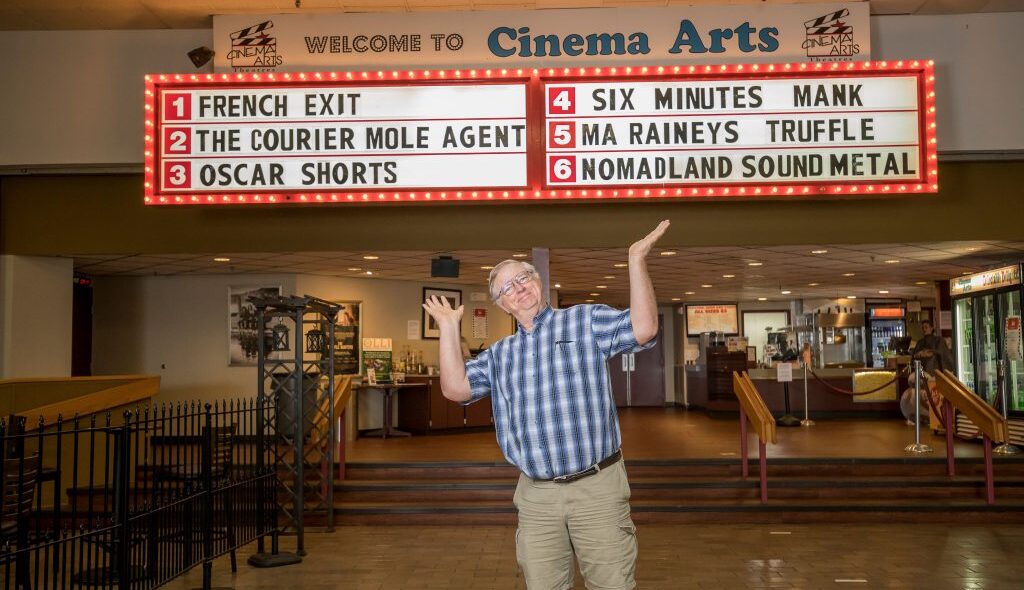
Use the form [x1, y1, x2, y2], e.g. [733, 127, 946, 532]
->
[547, 87, 575, 115]
[548, 156, 576, 183]
[162, 161, 191, 189]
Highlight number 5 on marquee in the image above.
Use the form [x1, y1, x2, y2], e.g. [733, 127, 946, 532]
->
[547, 87, 575, 115]
[548, 156, 576, 183]
[547, 121, 576, 149]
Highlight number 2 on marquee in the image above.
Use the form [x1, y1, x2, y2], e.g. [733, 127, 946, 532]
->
[547, 87, 575, 115]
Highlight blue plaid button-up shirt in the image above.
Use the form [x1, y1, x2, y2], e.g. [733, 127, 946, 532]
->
[464, 304, 655, 480]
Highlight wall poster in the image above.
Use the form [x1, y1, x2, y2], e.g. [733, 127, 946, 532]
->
[228, 285, 282, 366]
[422, 287, 462, 339]
[333, 300, 362, 375]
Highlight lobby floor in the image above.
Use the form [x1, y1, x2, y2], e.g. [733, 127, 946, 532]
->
[348, 406, 987, 462]
[174, 523, 1024, 589]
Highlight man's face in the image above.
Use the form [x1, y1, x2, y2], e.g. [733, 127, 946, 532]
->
[493, 263, 544, 323]
[922, 322, 934, 335]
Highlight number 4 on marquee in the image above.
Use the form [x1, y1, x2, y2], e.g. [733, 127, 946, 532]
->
[547, 87, 575, 115]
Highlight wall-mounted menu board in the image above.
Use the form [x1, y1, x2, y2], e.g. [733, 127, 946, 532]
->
[145, 60, 935, 205]
[686, 304, 739, 336]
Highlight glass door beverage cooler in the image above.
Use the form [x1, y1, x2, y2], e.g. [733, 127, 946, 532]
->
[950, 264, 1023, 412]
[865, 301, 907, 368]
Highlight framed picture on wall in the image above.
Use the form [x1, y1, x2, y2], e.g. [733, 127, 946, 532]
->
[332, 301, 362, 375]
[228, 285, 282, 366]
[422, 287, 462, 339]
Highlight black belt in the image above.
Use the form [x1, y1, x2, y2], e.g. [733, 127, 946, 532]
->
[538, 449, 622, 484]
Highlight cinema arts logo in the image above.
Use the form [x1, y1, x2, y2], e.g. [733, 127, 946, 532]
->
[227, 20, 284, 71]
[802, 9, 860, 61]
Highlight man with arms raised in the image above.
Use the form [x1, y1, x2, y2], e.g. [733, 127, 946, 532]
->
[422, 220, 669, 590]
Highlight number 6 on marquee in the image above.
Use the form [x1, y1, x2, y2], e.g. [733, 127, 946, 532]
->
[548, 156, 576, 183]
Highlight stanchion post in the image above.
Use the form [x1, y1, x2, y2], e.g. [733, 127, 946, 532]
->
[739, 406, 749, 479]
[995, 358, 1020, 455]
[800, 365, 814, 427]
[905, 360, 933, 454]
[944, 398, 956, 477]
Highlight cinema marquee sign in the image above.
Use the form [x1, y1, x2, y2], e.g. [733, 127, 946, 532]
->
[144, 60, 936, 205]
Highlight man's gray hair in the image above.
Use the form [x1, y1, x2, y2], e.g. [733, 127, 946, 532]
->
[488, 260, 539, 301]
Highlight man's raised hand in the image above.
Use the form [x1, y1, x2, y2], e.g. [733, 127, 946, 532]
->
[422, 295, 464, 328]
[628, 220, 671, 260]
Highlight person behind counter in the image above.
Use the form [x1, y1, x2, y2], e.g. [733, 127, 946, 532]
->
[422, 220, 669, 590]
[911, 319, 952, 375]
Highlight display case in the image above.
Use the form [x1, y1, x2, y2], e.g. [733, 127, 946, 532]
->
[865, 301, 908, 368]
[795, 311, 867, 369]
[951, 264, 1023, 411]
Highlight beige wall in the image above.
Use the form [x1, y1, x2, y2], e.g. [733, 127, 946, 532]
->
[92, 273, 299, 401]
[92, 271, 513, 428]
[0, 255, 73, 378]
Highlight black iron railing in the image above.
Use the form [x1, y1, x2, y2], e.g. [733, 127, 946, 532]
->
[1, 395, 281, 590]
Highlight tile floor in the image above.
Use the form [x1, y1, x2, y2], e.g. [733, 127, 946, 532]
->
[173, 523, 1024, 589]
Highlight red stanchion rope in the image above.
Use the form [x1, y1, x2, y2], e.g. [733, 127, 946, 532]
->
[807, 364, 910, 396]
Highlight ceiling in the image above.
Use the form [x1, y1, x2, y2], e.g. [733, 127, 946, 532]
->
[2, 0, 1022, 31]
[71, 240, 1024, 306]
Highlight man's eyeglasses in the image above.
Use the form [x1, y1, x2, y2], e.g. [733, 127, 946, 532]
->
[496, 270, 535, 298]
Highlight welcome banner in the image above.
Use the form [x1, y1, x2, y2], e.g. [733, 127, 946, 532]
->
[213, 4, 869, 73]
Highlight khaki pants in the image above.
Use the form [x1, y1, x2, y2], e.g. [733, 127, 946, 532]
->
[513, 459, 637, 590]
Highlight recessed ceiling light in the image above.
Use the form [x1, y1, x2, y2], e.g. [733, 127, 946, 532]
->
[811, 249, 829, 254]
[613, 263, 628, 268]
[965, 247, 979, 252]
[701, 284, 713, 288]
[589, 292, 600, 296]
[585, 299, 595, 303]
[722, 274, 735, 278]
[596, 285, 607, 289]
[962, 271, 972, 275]
[363, 255, 379, 260]
[480, 265, 494, 270]
[915, 281, 928, 285]
[365, 271, 374, 275]
[878, 290, 889, 294]
[603, 275, 616, 279]
[685, 291, 695, 295]
[843, 272, 856, 277]
[748, 262, 763, 267]
[554, 283, 561, 288]
[808, 282, 819, 286]
[513, 253, 528, 258]
[671, 297, 681, 301]
[213, 257, 231, 262]
[884, 259, 900, 264]
[846, 295, 857, 299]
[659, 251, 677, 256]
[347, 267, 362, 271]
[781, 290, 791, 295]
[758, 297, 768, 301]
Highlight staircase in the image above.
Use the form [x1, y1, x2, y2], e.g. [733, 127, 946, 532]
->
[331, 457, 1024, 525]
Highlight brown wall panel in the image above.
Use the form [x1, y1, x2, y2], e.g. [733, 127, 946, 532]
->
[1, 161, 1021, 256]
